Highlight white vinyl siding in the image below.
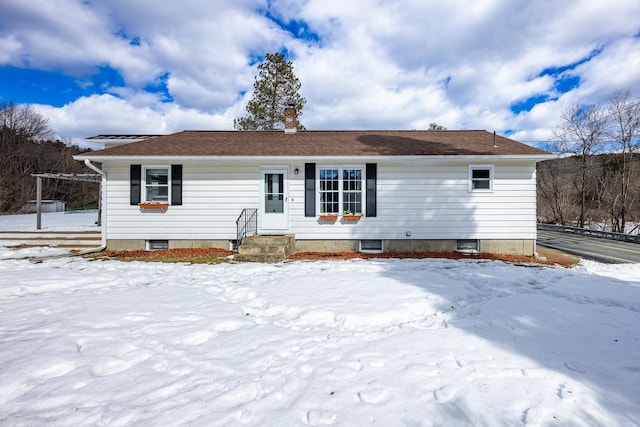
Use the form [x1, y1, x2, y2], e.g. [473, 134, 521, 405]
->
[104, 163, 261, 240]
[102, 159, 538, 243]
[290, 161, 537, 240]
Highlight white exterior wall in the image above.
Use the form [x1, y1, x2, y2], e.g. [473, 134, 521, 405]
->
[289, 159, 537, 240]
[103, 162, 261, 240]
[102, 158, 537, 242]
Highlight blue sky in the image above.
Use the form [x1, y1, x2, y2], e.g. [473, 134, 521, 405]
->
[1, 0, 639, 147]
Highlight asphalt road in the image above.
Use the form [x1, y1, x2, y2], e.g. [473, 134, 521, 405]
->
[537, 229, 640, 264]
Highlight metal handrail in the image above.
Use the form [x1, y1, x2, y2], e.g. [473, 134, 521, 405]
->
[537, 223, 640, 243]
[235, 208, 257, 250]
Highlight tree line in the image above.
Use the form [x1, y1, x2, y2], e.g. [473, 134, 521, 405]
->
[537, 90, 640, 233]
[0, 101, 98, 213]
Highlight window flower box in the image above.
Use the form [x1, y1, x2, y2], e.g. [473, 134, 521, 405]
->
[343, 214, 362, 221]
[343, 210, 362, 221]
[319, 214, 338, 221]
[139, 202, 169, 209]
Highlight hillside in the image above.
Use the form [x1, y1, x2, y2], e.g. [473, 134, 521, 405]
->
[537, 153, 640, 233]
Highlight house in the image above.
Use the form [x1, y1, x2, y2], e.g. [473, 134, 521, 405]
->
[74, 110, 553, 257]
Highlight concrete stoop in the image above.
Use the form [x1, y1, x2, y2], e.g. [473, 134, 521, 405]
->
[234, 235, 295, 263]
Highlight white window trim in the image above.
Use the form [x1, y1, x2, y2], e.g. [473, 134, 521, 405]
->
[142, 165, 171, 203]
[468, 165, 494, 193]
[316, 165, 366, 215]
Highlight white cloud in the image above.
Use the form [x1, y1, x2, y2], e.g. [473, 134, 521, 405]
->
[33, 94, 236, 147]
[0, 35, 21, 63]
[2, 0, 640, 147]
[576, 36, 640, 100]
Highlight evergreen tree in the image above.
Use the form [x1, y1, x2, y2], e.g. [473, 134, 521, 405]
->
[235, 53, 306, 130]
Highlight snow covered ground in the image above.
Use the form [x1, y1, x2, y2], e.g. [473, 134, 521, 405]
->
[1, 213, 639, 426]
[0, 210, 100, 232]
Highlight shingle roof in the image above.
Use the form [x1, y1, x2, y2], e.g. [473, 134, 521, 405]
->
[81, 130, 550, 158]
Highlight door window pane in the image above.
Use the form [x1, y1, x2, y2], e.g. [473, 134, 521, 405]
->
[265, 173, 284, 213]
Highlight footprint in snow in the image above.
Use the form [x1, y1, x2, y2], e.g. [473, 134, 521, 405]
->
[564, 361, 587, 374]
[168, 314, 202, 322]
[306, 410, 338, 425]
[327, 361, 362, 379]
[432, 385, 456, 402]
[31, 360, 76, 379]
[357, 387, 391, 404]
[181, 330, 217, 346]
[123, 312, 152, 321]
[91, 350, 153, 376]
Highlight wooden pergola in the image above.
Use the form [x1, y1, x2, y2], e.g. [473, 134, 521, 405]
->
[31, 173, 102, 229]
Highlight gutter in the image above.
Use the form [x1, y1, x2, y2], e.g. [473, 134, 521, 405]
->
[83, 158, 104, 175]
[75, 154, 557, 162]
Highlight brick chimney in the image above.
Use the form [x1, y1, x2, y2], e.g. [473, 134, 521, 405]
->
[284, 104, 297, 134]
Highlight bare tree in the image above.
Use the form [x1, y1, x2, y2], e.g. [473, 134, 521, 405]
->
[552, 104, 608, 227]
[1, 101, 53, 140]
[537, 158, 575, 225]
[606, 90, 640, 232]
[0, 101, 97, 213]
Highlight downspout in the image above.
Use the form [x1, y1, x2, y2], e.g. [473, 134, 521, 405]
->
[83, 159, 107, 254]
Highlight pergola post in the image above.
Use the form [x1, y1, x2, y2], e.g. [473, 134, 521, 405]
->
[36, 176, 42, 230]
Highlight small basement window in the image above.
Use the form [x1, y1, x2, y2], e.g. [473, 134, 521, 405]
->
[147, 240, 169, 250]
[456, 239, 479, 253]
[360, 239, 383, 253]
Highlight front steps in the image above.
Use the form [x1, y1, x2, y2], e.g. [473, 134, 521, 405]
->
[234, 235, 294, 263]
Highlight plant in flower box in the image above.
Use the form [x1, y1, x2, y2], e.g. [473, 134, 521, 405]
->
[343, 209, 362, 221]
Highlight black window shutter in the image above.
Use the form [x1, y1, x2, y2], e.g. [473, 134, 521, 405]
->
[130, 164, 141, 205]
[366, 163, 377, 217]
[305, 163, 316, 217]
[171, 164, 183, 205]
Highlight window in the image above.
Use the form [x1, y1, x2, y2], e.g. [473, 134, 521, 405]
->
[144, 167, 169, 202]
[131, 165, 182, 206]
[319, 168, 340, 214]
[147, 240, 169, 250]
[318, 167, 364, 214]
[457, 239, 479, 253]
[360, 239, 383, 253]
[469, 165, 493, 192]
[343, 169, 362, 214]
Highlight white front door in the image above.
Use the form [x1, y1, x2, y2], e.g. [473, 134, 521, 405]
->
[260, 168, 288, 231]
